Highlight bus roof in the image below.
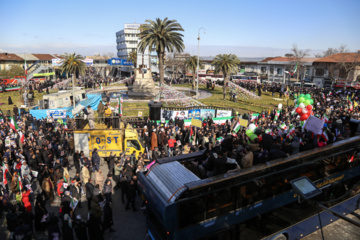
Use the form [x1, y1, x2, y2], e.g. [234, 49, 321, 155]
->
[146, 161, 200, 203]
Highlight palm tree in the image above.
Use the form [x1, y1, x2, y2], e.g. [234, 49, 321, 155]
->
[127, 50, 137, 77]
[138, 18, 185, 85]
[60, 53, 86, 107]
[185, 56, 202, 90]
[212, 54, 240, 99]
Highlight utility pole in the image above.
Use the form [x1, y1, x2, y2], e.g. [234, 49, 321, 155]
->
[196, 27, 205, 99]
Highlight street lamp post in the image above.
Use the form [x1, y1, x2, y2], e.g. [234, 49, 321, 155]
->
[196, 27, 205, 99]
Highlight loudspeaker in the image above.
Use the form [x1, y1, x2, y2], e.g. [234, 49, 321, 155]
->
[112, 117, 120, 128]
[148, 101, 162, 121]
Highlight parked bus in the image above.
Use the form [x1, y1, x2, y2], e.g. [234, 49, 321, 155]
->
[198, 74, 224, 83]
[231, 75, 261, 83]
[139, 136, 360, 240]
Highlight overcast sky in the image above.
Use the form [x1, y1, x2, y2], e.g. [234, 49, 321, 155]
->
[0, 0, 359, 57]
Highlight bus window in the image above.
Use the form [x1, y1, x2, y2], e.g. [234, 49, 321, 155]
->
[178, 196, 205, 229]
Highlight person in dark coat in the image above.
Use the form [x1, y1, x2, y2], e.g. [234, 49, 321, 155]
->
[87, 213, 103, 240]
[91, 148, 100, 172]
[34, 194, 47, 231]
[47, 214, 61, 240]
[108, 152, 115, 175]
[125, 179, 137, 211]
[102, 202, 115, 233]
[85, 178, 95, 210]
[8, 96, 13, 105]
[6, 206, 19, 234]
[268, 144, 289, 160]
[74, 215, 88, 240]
[70, 181, 82, 208]
[73, 150, 81, 174]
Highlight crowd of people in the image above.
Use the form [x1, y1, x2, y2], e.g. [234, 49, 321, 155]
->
[0, 109, 146, 240]
[1, 76, 360, 239]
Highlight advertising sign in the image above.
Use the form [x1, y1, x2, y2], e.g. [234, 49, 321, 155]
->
[121, 59, 133, 66]
[47, 110, 67, 119]
[108, 58, 133, 66]
[216, 110, 232, 118]
[200, 109, 215, 119]
[171, 110, 188, 120]
[108, 58, 122, 65]
[161, 109, 173, 121]
[52, 59, 63, 66]
[82, 59, 93, 66]
[188, 109, 201, 119]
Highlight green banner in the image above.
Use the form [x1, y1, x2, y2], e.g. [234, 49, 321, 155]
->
[33, 72, 55, 77]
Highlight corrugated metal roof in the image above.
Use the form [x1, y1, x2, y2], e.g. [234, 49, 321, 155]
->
[15, 54, 39, 61]
[146, 161, 200, 203]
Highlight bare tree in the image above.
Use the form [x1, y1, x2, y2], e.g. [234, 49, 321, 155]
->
[291, 44, 310, 82]
[315, 45, 350, 58]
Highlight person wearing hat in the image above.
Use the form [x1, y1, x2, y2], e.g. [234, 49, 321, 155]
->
[87, 106, 95, 129]
[104, 105, 112, 129]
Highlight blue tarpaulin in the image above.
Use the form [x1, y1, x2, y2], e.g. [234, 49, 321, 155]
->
[30, 93, 102, 119]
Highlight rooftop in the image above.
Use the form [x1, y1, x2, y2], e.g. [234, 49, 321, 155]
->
[314, 52, 360, 63]
[0, 53, 24, 61]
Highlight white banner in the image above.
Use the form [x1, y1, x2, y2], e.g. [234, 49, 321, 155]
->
[47, 109, 67, 119]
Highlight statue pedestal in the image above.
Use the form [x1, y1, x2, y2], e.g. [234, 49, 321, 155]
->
[128, 69, 157, 99]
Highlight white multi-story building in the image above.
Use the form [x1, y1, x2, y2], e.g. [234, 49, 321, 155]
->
[115, 23, 158, 74]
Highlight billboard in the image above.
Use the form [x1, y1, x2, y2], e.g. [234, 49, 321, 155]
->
[47, 109, 67, 119]
[82, 59, 93, 66]
[52, 59, 63, 66]
[171, 110, 188, 120]
[216, 110, 232, 118]
[188, 109, 201, 119]
[200, 109, 215, 119]
[161, 109, 173, 121]
[108, 58, 133, 66]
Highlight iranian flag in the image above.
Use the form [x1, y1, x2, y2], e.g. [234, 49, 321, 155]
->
[323, 114, 329, 122]
[17, 175, 23, 192]
[233, 122, 241, 133]
[19, 131, 25, 144]
[2, 163, 8, 185]
[336, 90, 341, 95]
[24, 58, 27, 75]
[349, 155, 355, 163]
[118, 97, 123, 116]
[100, 84, 104, 90]
[290, 109, 296, 115]
[265, 129, 274, 137]
[349, 101, 353, 111]
[251, 113, 259, 122]
[9, 117, 18, 131]
[274, 111, 280, 121]
[286, 125, 295, 138]
[299, 138, 303, 145]
[280, 123, 287, 130]
[322, 93, 325, 99]
[321, 130, 329, 142]
[328, 92, 333, 96]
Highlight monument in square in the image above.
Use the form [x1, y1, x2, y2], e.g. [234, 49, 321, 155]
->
[128, 50, 157, 99]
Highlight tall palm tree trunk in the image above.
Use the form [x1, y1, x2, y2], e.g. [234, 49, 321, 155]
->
[192, 73, 196, 90]
[72, 73, 76, 108]
[223, 75, 228, 100]
[158, 52, 165, 85]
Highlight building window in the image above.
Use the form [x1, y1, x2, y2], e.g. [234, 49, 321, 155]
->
[276, 68, 282, 75]
[270, 67, 274, 74]
[261, 67, 266, 73]
[315, 68, 324, 76]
